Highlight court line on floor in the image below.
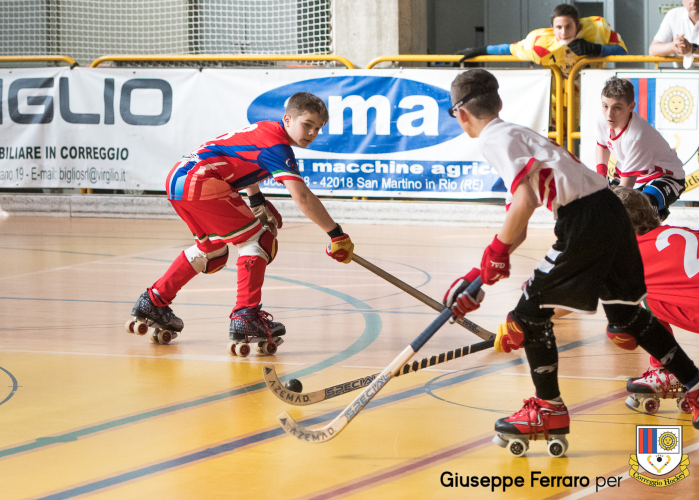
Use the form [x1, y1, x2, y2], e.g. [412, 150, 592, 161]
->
[0, 246, 115, 256]
[34, 335, 603, 500]
[0, 366, 19, 407]
[0, 273, 382, 460]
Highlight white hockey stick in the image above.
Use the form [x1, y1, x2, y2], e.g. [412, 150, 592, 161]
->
[278, 278, 482, 443]
[263, 337, 494, 406]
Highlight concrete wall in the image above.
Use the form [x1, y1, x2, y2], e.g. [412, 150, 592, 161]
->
[333, 0, 427, 68]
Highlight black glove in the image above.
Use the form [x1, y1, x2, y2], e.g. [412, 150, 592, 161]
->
[567, 39, 602, 57]
[456, 46, 489, 63]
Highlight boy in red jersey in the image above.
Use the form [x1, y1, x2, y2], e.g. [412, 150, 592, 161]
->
[128, 93, 354, 352]
[442, 69, 699, 457]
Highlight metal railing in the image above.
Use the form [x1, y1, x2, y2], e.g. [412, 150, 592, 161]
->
[0, 55, 78, 67]
[365, 55, 564, 146]
[89, 54, 355, 69]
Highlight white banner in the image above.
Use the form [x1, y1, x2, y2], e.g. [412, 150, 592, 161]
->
[0, 68, 551, 198]
[580, 69, 699, 201]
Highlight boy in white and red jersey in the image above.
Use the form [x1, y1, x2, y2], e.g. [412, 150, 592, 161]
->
[596, 77, 685, 220]
[442, 69, 699, 455]
[128, 92, 354, 351]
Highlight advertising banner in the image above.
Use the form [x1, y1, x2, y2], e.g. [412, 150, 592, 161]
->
[0, 68, 551, 198]
[580, 69, 699, 201]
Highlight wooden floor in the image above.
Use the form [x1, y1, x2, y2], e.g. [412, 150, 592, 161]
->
[1, 215, 697, 499]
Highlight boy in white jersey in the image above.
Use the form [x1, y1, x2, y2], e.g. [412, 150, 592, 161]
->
[442, 69, 699, 456]
[596, 77, 685, 220]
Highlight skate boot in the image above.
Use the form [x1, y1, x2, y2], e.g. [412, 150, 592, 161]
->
[125, 291, 183, 345]
[228, 304, 285, 357]
[625, 368, 690, 414]
[493, 397, 570, 457]
[685, 383, 699, 429]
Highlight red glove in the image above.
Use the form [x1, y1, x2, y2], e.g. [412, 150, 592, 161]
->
[443, 268, 485, 317]
[480, 235, 511, 285]
[326, 234, 354, 264]
[265, 200, 283, 230]
[494, 311, 525, 353]
[596, 163, 608, 177]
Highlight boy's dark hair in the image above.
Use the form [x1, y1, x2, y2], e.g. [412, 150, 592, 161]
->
[550, 4, 580, 27]
[613, 186, 660, 235]
[602, 77, 635, 104]
[285, 92, 329, 123]
[451, 69, 501, 119]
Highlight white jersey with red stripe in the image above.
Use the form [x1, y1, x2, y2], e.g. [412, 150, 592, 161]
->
[596, 112, 684, 183]
[480, 118, 608, 219]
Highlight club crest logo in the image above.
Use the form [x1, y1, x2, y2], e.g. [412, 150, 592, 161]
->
[629, 425, 689, 487]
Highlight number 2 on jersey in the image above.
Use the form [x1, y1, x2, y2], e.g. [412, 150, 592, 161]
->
[656, 228, 699, 278]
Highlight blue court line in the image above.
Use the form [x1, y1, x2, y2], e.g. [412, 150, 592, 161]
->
[37, 335, 604, 500]
[0, 274, 382, 459]
[0, 366, 19, 407]
[0, 246, 115, 257]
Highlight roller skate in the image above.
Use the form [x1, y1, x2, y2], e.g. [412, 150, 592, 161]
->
[228, 304, 285, 357]
[493, 397, 570, 457]
[625, 368, 691, 414]
[685, 383, 699, 429]
[125, 291, 183, 345]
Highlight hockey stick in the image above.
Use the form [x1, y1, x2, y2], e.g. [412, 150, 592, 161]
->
[278, 279, 481, 443]
[263, 337, 494, 406]
[352, 254, 494, 341]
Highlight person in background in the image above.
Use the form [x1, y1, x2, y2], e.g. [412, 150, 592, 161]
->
[649, 0, 699, 68]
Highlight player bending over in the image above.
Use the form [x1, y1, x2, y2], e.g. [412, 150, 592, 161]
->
[442, 69, 699, 456]
[596, 77, 685, 221]
[128, 92, 354, 352]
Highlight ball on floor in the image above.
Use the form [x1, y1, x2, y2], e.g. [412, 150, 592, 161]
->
[285, 378, 303, 393]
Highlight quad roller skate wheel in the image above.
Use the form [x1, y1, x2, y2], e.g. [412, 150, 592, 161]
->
[227, 341, 237, 356]
[625, 395, 640, 409]
[256, 341, 266, 354]
[150, 331, 159, 343]
[264, 341, 277, 355]
[134, 321, 149, 336]
[493, 434, 508, 448]
[125, 319, 136, 334]
[507, 438, 528, 457]
[237, 343, 251, 357]
[547, 436, 569, 458]
[678, 396, 692, 414]
[157, 330, 173, 345]
[641, 397, 660, 414]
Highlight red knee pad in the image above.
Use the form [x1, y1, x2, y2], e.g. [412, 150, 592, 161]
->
[258, 230, 278, 264]
[203, 246, 229, 274]
[606, 328, 638, 350]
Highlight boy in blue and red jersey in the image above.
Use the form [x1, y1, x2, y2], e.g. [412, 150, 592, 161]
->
[129, 92, 354, 351]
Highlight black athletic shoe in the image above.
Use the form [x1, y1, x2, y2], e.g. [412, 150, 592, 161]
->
[229, 304, 285, 341]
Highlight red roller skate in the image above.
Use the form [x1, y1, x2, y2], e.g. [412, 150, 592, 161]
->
[493, 397, 570, 457]
[625, 369, 690, 414]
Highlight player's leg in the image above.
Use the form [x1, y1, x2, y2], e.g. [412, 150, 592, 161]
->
[639, 176, 684, 221]
[229, 227, 285, 345]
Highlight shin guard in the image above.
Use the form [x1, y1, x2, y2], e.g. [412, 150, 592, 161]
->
[234, 255, 267, 311]
[148, 251, 198, 307]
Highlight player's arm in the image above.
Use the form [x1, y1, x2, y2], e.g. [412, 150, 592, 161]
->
[595, 144, 611, 177]
[619, 175, 638, 188]
[246, 184, 261, 196]
[499, 180, 538, 250]
[284, 179, 354, 263]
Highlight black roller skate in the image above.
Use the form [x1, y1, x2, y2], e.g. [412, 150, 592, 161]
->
[125, 291, 183, 345]
[228, 304, 285, 357]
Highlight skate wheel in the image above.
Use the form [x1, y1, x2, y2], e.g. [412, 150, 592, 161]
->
[150, 331, 160, 343]
[134, 321, 149, 336]
[264, 341, 277, 355]
[237, 343, 251, 357]
[227, 341, 237, 356]
[492, 434, 508, 448]
[158, 330, 173, 345]
[642, 397, 660, 414]
[678, 397, 692, 414]
[125, 319, 136, 334]
[625, 395, 640, 409]
[507, 438, 528, 457]
[256, 341, 266, 354]
[547, 437, 568, 458]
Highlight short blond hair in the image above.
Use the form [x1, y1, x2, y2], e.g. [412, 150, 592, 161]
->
[613, 186, 660, 235]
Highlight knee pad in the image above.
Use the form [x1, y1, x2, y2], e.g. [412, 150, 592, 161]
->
[605, 306, 653, 351]
[184, 244, 229, 274]
[511, 309, 556, 349]
[236, 228, 278, 264]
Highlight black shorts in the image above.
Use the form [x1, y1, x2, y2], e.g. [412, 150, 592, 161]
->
[522, 188, 647, 313]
